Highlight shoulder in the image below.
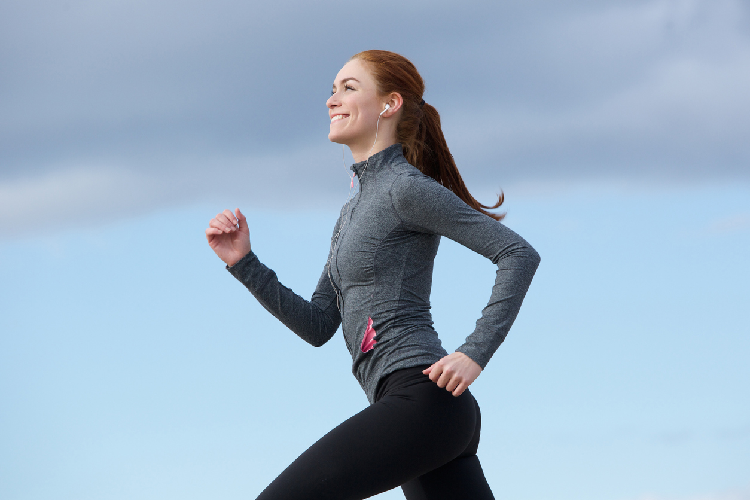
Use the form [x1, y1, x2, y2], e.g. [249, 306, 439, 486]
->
[390, 167, 463, 220]
[387, 160, 470, 230]
[388, 159, 447, 206]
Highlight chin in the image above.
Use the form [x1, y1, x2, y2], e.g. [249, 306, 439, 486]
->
[328, 130, 348, 145]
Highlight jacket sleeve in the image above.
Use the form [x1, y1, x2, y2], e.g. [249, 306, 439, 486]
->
[226, 218, 343, 347]
[390, 171, 541, 369]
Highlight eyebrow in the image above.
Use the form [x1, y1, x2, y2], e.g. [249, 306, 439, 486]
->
[332, 77, 360, 89]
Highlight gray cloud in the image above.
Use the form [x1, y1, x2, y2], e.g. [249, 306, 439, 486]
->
[1, 0, 748, 235]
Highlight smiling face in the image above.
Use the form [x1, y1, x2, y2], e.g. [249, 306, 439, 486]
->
[326, 59, 387, 153]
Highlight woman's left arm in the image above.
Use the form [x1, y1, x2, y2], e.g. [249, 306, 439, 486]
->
[391, 172, 541, 396]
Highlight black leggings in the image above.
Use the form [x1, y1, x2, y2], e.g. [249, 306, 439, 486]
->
[256, 365, 495, 500]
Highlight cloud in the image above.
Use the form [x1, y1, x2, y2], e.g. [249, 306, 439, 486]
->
[1, 0, 748, 234]
[0, 141, 351, 237]
[0, 164, 152, 237]
[439, 0, 750, 183]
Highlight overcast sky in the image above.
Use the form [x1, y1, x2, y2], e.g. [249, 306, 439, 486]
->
[2, 0, 749, 236]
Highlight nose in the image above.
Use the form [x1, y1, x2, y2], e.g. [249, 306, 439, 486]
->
[327, 92, 338, 109]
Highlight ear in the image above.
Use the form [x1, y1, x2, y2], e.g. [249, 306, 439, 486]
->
[383, 92, 404, 117]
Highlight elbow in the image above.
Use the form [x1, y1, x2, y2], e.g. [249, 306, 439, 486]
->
[310, 337, 328, 348]
[528, 245, 541, 270]
[308, 323, 338, 347]
[497, 241, 541, 270]
[514, 237, 541, 270]
[299, 304, 340, 347]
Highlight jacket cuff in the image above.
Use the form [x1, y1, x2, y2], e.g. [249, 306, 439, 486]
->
[454, 345, 492, 370]
[226, 250, 257, 279]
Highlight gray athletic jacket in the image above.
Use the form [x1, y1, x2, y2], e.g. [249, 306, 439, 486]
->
[228, 144, 540, 403]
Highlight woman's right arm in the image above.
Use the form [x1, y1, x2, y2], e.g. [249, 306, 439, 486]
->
[206, 208, 341, 347]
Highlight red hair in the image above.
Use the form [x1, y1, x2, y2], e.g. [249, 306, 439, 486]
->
[351, 50, 505, 221]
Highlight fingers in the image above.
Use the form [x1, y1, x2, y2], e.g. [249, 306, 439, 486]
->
[208, 218, 233, 233]
[235, 208, 249, 232]
[222, 209, 239, 230]
[425, 361, 451, 388]
[452, 382, 468, 397]
[436, 368, 453, 389]
[446, 376, 461, 393]
[424, 354, 480, 397]
[424, 363, 441, 383]
[205, 227, 224, 237]
[209, 209, 241, 234]
[441, 370, 468, 397]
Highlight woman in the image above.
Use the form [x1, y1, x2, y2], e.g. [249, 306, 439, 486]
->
[206, 50, 540, 500]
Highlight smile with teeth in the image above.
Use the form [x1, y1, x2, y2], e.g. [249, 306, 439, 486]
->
[331, 114, 349, 123]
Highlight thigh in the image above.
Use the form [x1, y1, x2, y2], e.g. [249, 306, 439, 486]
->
[401, 396, 495, 500]
[256, 378, 477, 500]
[401, 455, 495, 500]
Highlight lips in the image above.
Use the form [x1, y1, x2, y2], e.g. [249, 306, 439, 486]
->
[330, 114, 349, 123]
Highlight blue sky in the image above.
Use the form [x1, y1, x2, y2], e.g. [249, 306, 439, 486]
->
[1, 1, 749, 499]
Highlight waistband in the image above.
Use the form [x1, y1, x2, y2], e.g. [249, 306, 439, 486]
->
[374, 364, 432, 403]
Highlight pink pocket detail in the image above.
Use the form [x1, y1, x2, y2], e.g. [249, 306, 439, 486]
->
[360, 317, 377, 353]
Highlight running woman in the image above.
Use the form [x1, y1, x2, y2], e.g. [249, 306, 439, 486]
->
[205, 50, 540, 500]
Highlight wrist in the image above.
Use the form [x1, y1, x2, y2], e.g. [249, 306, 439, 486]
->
[227, 249, 252, 268]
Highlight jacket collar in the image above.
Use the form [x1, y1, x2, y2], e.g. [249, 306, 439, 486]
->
[350, 143, 404, 178]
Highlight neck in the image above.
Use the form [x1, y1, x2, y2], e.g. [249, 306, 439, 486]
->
[347, 115, 398, 163]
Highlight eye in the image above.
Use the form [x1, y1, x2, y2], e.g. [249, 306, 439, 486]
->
[330, 84, 355, 96]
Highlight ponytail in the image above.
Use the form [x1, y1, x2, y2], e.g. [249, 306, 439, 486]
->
[352, 50, 505, 221]
[408, 103, 504, 221]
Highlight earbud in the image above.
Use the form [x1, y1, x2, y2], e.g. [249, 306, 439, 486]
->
[379, 103, 391, 116]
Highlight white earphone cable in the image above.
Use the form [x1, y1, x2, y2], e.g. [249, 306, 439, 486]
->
[328, 108, 386, 312]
